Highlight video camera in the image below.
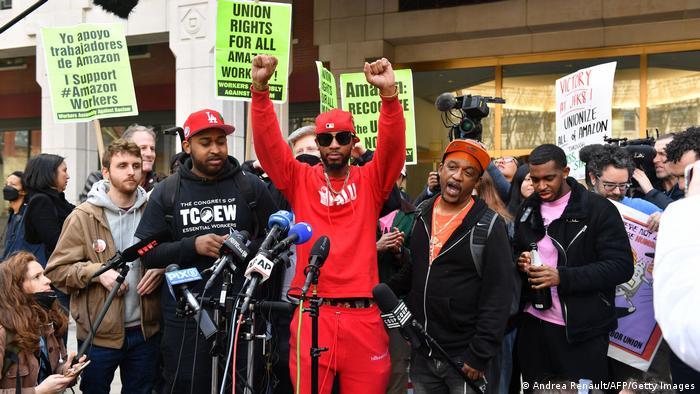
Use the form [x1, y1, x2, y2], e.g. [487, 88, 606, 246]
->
[435, 92, 505, 141]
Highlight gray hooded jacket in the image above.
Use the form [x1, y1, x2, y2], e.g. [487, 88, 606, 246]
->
[87, 179, 148, 327]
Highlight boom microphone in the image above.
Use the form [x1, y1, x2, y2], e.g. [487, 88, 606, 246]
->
[435, 92, 458, 112]
[300, 236, 331, 297]
[92, 0, 140, 18]
[91, 231, 169, 278]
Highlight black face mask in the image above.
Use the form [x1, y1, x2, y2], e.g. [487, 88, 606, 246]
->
[3, 186, 20, 202]
[296, 154, 321, 166]
[33, 291, 57, 310]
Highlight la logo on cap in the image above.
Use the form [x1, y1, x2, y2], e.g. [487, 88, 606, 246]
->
[206, 112, 218, 124]
[325, 122, 334, 129]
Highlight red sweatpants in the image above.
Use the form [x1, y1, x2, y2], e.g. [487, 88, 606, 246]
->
[289, 304, 391, 394]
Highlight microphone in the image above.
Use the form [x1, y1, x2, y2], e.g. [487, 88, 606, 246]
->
[268, 222, 313, 257]
[372, 283, 424, 350]
[372, 284, 486, 393]
[435, 92, 458, 112]
[164, 264, 217, 339]
[300, 236, 331, 297]
[92, 231, 169, 278]
[259, 210, 294, 253]
[92, 0, 140, 18]
[203, 229, 251, 291]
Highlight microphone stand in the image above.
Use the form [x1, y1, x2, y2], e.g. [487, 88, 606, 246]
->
[302, 269, 327, 394]
[75, 262, 131, 364]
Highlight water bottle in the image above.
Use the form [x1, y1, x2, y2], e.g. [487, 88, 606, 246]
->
[530, 243, 552, 310]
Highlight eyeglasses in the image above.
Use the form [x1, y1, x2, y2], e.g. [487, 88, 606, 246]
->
[598, 178, 632, 192]
[316, 132, 354, 147]
[494, 157, 517, 165]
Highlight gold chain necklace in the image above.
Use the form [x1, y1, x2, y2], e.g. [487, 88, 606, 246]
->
[430, 197, 473, 262]
[324, 168, 350, 195]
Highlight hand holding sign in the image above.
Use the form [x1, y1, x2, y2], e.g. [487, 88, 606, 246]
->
[252, 54, 278, 91]
[363, 58, 396, 96]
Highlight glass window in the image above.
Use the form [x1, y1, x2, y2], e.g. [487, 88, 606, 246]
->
[501, 56, 640, 150]
[647, 51, 700, 134]
[413, 66, 496, 156]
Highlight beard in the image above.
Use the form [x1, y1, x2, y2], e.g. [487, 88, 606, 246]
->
[109, 176, 139, 194]
[320, 151, 350, 172]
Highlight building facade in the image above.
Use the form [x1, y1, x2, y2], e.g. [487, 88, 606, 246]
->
[314, 0, 700, 196]
[1, 0, 700, 202]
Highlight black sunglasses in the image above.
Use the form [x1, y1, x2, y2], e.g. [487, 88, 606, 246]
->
[316, 132, 354, 147]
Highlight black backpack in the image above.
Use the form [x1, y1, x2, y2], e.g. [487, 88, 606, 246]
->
[412, 201, 521, 317]
[160, 170, 260, 238]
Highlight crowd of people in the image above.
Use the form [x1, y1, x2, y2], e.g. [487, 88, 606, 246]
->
[0, 55, 698, 394]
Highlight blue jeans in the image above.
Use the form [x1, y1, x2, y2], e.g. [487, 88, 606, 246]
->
[78, 327, 158, 394]
[496, 328, 516, 394]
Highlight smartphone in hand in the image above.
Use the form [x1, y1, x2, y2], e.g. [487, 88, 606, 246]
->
[64, 360, 91, 378]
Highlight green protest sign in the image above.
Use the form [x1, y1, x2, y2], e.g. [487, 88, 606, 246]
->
[340, 69, 417, 165]
[316, 61, 337, 113]
[216, 0, 291, 103]
[41, 23, 138, 123]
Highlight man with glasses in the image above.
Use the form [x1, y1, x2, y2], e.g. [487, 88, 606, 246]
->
[582, 145, 661, 216]
[249, 55, 405, 393]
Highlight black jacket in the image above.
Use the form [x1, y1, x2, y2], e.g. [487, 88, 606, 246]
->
[642, 184, 683, 210]
[513, 178, 633, 343]
[24, 188, 75, 261]
[135, 156, 278, 319]
[389, 196, 513, 371]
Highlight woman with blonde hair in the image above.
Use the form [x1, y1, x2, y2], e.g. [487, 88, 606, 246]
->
[0, 252, 85, 393]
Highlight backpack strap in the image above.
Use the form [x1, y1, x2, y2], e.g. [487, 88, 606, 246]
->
[233, 171, 260, 238]
[469, 209, 498, 277]
[162, 172, 181, 238]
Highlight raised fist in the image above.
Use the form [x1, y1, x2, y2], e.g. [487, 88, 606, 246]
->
[252, 55, 278, 88]
[363, 57, 396, 96]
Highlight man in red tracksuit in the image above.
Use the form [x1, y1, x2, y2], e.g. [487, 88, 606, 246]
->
[250, 55, 405, 394]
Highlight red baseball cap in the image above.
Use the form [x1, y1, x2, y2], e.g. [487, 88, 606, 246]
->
[315, 109, 360, 142]
[183, 109, 235, 141]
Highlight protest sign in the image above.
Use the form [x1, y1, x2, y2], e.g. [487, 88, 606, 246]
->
[316, 61, 337, 113]
[555, 62, 617, 179]
[608, 201, 663, 372]
[41, 23, 137, 123]
[340, 69, 417, 165]
[216, 0, 292, 102]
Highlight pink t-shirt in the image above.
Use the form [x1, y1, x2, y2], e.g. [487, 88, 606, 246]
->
[525, 191, 571, 326]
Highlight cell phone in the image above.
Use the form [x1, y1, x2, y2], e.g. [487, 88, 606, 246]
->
[64, 360, 91, 377]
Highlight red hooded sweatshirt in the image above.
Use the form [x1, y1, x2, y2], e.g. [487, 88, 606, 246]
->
[251, 88, 406, 298]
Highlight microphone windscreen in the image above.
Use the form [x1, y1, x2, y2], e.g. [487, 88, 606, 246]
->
[289, 222, 313, 245]
[372, 283, 400, 313]
[93, 0, 139, 19]
[435, 92, 457, 112]
[309, 235, 330, 263]
[268, 210, 294, 231]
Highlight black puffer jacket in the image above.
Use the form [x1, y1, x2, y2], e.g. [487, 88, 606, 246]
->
[389, 196, 513, 371]
[513, 178, 634, 343]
